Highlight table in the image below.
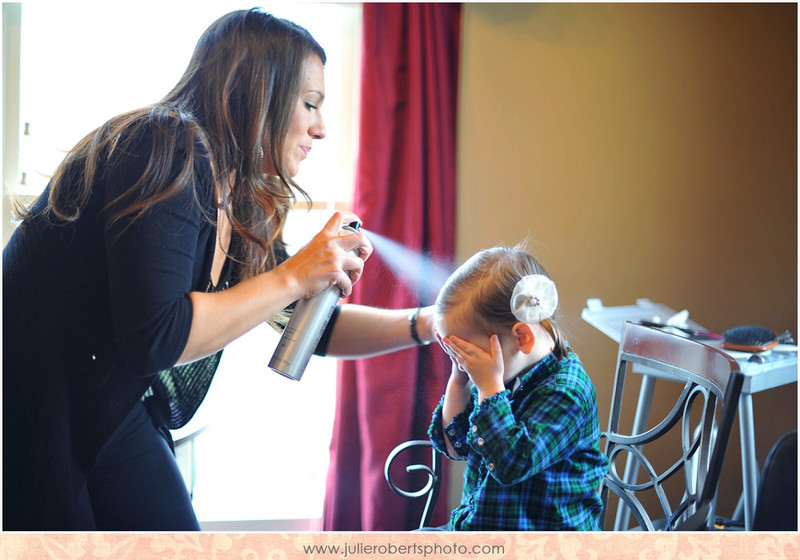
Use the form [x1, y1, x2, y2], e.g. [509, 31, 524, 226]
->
[582, 298, 798, 530]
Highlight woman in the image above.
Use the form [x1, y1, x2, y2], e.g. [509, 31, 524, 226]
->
[3, 8, 434, 530]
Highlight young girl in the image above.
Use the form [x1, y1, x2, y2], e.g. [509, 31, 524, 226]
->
[428, 244, 608, 531]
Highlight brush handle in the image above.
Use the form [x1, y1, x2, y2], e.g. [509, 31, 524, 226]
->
[639, 320, 722, 340]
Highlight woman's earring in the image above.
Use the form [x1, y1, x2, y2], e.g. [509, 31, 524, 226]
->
[258, 147, 264, 159]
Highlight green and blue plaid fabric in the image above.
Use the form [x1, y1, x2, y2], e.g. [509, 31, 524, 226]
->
[429, 351, 608, 531]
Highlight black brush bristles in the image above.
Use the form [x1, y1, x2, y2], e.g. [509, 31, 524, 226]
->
[721, 325, 778, 353]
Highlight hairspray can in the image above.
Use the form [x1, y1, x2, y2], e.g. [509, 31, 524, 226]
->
[268, 220, 362, 380]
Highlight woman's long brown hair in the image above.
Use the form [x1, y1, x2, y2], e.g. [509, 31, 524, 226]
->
[24, 9, 326, 279]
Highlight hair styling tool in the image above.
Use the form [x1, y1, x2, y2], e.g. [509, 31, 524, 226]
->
[269, 221, 362, 381]
[721, 325, 782, 353]
[638, 320, 723, 341]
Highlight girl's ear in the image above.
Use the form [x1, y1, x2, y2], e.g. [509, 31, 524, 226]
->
[512, 322, 536, 354]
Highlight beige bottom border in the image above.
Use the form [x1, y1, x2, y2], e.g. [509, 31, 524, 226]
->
[1, 532, 797, 559]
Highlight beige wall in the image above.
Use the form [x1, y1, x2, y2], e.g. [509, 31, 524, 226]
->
[455, 3, 797, 521]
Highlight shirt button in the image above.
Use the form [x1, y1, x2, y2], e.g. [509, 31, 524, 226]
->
[448, 429, 456, 436]
[487, 462, 495, 471]
[477, 437, 485, 446]
[472, 425, 478, 433]
[454, 442, 461, 448]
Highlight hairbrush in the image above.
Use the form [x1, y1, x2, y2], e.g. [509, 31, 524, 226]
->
[721, 325, 778, 353]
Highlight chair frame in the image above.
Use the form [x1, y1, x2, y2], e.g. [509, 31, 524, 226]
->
[600, 322, 744, 531]
[384, 439, 442, 529]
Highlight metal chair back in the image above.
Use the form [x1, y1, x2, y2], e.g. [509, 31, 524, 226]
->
[384, 439, 442, 529]
[600, 322, 744, 530]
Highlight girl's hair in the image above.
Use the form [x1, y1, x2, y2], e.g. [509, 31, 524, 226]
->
[22, 9, 326, 279]
[435, 242, 569, 360]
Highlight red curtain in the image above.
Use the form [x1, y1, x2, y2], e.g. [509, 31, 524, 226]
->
[323, 3, 461, 531]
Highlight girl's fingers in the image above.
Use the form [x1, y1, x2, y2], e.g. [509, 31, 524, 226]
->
[441, 337, 463, 360]
[445, 335, 476, 359]
[489, 334, 502, 359]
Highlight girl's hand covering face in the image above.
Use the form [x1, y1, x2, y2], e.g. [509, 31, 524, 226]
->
[436, 331, 470, 384]
[279, 212, 372, 299]
[441, 333, 504, 388]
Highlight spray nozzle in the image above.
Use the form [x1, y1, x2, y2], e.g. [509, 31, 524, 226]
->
[344, 220, 362, 232]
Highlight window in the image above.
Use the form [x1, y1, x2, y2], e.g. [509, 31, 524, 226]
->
[13, 0, 361, 528]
